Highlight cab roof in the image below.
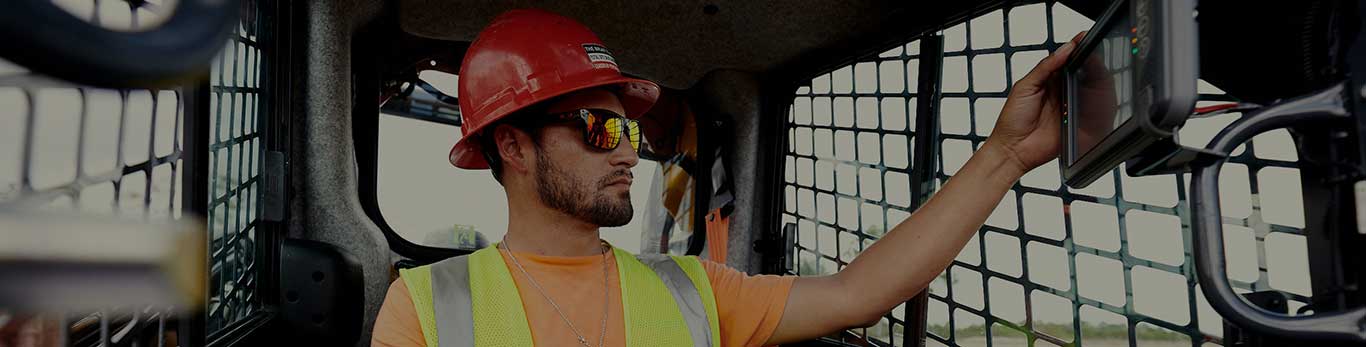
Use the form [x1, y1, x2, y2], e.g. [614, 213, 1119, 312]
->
[398, 0, 1104, 89]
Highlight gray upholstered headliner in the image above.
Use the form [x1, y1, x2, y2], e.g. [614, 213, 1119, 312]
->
[399, 0, 931, 89]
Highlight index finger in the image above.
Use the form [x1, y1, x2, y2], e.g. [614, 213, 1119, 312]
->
[1012, 31, 1088, 97]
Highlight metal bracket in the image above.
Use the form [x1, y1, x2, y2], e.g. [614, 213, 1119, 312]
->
[261, 151, 287, 222]
[755, 223, 797, 274]
[1189, 82, 1366, 343]
[1124, 136, 1230, 177]
[1223, 292, 1295, 346]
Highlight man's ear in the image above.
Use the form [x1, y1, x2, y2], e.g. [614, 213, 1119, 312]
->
[493, 124, 533, 176]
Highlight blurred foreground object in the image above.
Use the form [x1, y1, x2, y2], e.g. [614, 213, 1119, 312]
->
[0, 211, 206, 313]
[0, 0, 240, 89]
[0, 314, 62, 347]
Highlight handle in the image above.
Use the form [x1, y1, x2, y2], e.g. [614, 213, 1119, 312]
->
[1189, 82, 1366, 342]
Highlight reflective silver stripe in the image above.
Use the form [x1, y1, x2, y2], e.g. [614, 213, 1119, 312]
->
[634, 254, 713, 347]
[430, 256, 474, 347]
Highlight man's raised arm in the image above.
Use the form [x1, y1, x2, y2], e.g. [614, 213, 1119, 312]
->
[764, 33, 1083, 345]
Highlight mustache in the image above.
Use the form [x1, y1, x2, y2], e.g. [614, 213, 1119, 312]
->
[599, 170, 634, 186]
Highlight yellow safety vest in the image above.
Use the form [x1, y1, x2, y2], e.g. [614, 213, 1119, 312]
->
[400, 246, 722, 346]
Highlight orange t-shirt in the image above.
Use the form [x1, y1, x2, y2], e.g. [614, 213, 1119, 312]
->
[371, 250, 795, 347]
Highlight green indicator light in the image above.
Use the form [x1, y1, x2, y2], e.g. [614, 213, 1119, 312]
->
[1131, 47, 1139, 55]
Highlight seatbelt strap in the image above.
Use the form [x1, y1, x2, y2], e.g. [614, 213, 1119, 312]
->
[704, 209, 730, 263]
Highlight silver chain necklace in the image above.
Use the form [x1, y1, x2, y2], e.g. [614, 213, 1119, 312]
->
[501, 239, 611, 347]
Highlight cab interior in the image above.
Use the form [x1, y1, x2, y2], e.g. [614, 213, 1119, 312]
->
[0, 0, 1361, 346]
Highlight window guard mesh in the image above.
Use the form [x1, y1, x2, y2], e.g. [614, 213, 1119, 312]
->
[0, 0, 274, 345]
[781, 2, 1314, 346]
[205, 1, 270, 337]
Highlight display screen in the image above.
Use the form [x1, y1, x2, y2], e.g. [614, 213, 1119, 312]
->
[1070, 9, 1137, 164]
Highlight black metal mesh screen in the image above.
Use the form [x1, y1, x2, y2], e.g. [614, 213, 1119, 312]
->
[1, 0, 273, 345]
[782, 34, 924, 347]
[0, 87, 185, 215]
[0, 71, 187, 347]
[0, 74, 186, 346]
[782, 2, 1315, 346]
[205, 4, 270, 336]
[0, 0, 187, 344]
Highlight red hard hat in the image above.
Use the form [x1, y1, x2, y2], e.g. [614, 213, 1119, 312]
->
[449, 9, 661, 169]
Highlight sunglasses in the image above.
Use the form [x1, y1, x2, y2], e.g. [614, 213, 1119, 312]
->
[537, 108, 643, 153]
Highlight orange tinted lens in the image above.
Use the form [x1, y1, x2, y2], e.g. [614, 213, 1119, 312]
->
[584, 111, 620, 150]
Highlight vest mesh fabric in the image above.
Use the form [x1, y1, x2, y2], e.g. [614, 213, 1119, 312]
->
[669, 255, 723, 347]
[400, 266, 441, 347]
[403, 246, 723, 346]
[469, 247, 535, 346]
[612, 248, 697, 346]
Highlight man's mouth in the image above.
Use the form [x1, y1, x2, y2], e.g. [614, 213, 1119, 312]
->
[603, 172, 633, 187]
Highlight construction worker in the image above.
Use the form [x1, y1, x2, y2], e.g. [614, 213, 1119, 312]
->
[372, 9, 1082, 347]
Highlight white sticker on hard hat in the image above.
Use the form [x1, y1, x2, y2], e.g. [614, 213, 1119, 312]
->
[583, 44, 619, 70]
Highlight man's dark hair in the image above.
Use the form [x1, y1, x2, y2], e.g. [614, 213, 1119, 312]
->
[478, 106, 549, 184]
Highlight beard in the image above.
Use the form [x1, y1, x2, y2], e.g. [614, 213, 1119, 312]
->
[534, 148, 634, 227]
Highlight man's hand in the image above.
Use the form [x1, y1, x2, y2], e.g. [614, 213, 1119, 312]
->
[765, 32, 1087, 346]
[984, 32, 1084, 174]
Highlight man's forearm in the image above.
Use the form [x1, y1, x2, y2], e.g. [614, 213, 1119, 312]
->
[835, 142, 1027, 318]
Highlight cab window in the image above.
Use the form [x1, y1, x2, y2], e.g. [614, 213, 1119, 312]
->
[782, 2, 1311, 346]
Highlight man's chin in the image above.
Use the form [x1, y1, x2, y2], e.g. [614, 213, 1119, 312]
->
[597, 191, 631, 204]
[590, 213, 633, 227]
[584, 201, 634, 227]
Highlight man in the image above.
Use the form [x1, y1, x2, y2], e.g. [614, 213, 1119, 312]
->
[373, 9, 1082, 347]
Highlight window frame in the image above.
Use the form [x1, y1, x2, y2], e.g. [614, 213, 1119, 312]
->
[201, 0, 293, 345]
[351, 31, 472, 265]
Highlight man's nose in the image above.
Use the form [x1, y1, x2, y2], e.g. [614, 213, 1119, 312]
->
[609, 134, 640, 168]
